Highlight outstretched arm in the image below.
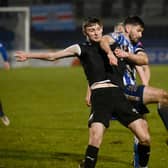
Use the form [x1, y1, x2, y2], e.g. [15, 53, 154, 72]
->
[15, 44, 80, 62]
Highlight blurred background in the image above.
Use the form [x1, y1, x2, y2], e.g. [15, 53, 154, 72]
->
[0, 0, 168, 66]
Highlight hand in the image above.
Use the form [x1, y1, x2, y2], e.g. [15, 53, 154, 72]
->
[15, 51, 28, 62]
[85, 99, 91, 107]
[114, 48, 129, 58]
[107, 52, 118, 65]
[3, 62, 10, 70]
[85, 95, 91, 107]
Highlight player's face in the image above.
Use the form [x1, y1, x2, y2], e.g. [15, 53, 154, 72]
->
[129, 25, 144, 43]
[84, 23, 103, 42]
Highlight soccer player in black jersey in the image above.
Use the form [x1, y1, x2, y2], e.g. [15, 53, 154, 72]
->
[15, 17, 151, 168]
[85, 19, 151, 168]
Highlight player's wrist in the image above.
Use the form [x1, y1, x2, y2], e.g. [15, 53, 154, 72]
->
[26, 54, 30, 59]
[107, 50, 113, 55]
[107, 51, 114, 58]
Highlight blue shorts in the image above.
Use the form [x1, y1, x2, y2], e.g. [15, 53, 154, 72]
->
[124, 84, 144, 103]
[124, 84, 149, 114]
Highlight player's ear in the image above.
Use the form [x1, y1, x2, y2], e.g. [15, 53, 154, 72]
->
[101, 26, 103, 33]
[125, 25, 130, 33]
[82, 29, 86, 36]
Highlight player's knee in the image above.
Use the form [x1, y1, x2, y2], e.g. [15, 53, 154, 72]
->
[163, 90, 168, 99]
[139, 134, 151, 145]
[89, 133, 103, 147]
[89, 132, 103, 147]
[160, 89, 168, 98]
[159, 89, 168, 103]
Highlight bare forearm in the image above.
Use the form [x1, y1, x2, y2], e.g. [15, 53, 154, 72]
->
[136, 65, 150, 85]
[143, 65, 151, 85]
[26, 52, 51, 60]
[15, 47, 76, 62]
[126, 52, 148, 65]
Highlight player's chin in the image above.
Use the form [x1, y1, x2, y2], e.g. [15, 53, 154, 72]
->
[133, 39, 139, 43]
[92, 39, 100, 42]
[94, 37, 101, 42]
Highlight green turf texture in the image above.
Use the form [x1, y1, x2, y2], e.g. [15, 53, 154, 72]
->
[0, 65, 168, 168]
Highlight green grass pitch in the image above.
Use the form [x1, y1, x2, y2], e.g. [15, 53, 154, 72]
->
[0, 65, 168, 168]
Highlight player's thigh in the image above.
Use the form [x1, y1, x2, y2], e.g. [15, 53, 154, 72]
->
[143, 86, 163, 104]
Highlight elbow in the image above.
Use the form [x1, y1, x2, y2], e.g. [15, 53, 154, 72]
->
[143, 53, 149, 65]
[144, 57, 149, 65]
[136, 53, 149, 65]
[47, 57, 55, 61]
[47, 53, 55, 61]
[137, 57, 149, 65]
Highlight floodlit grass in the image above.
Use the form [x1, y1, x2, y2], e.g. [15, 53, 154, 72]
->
[0, 65, 168, 168]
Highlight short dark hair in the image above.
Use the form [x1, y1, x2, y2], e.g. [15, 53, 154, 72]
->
[124, 16, 145, 28]
[82, 17, 103, 31]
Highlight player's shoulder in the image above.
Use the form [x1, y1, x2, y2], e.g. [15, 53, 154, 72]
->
[109, 32, 126, 43]
[79, 41, 93, 51]
[134, 41, 144, 50]
[108, 32, 121, 38]
[136, 41, 143, 47]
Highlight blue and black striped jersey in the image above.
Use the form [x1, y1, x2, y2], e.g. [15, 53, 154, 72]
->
[108, 32, 144, 86]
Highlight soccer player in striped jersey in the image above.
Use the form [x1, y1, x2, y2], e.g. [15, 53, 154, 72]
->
[100, 15, 168, 168]
[109, 28, 150, 168]
[109, 17, 168, 139]
[0, 42, 10, 126]
[108, 20, 150, 168]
